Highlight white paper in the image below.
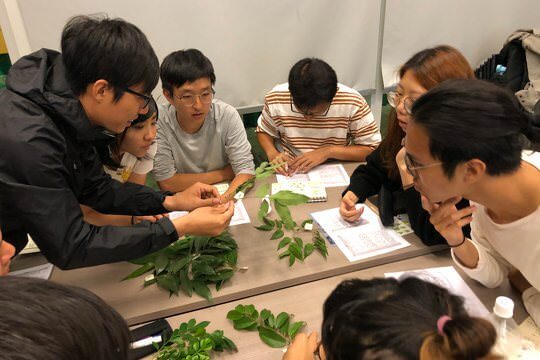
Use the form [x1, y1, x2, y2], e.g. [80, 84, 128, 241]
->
[385, 266, 490, 318]
[276, 164, 350, 188]
[9, 263, 53, 280]
[168, 200, 250, 227]
[20, 235, 40, 255]
[311, 205, 409, 262]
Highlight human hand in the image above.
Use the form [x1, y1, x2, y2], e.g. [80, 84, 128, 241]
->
[282, 332, 319, 360]
[422, 195, 476, 246]
[289, 148, 330, 174]
[340, 191, 363, 222]
[163, 182, 221, 211]
[269, 151, 293, 176]
[174, 201, 235, 236]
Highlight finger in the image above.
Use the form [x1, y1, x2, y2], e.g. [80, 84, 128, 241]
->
[437, 206, 476, 229]
[442, 196, 463, 207]
[307, 332, 319, 351]
[197, 197, 220, 207]
[275, 165, 288, 176]
[421, 195, 436, 214]
[343, 195, 356, 208]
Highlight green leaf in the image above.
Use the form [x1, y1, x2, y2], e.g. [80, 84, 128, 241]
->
[255, 224, 274, 231]
[275, 220, 283, 230]
[155, 254, 169, 275]
[179, 268, 193, 296]
[192, 261, 216, 276]
[273, 200, 295, 229]
[288, 321, 306, 340]
[226, 310, 242, 321]
[260, 309, 271, 321]
[258, 326, 288, 348]
[156, 274, 179, 295]
[122, 262, 154, 280]
[288, 254, 296, 266]
[277, 237, 291, 250]
[270, 229, 284, 240]
[233, 318, 258, 330]
[192, 280, 212, 300]
[167, 256, 191, 274]
[275, 312, 289, 329]
[278, 250, 290, 259]
[293, 237, 303, 247]
[256, 183, 271, 198]
[257, 199, 269, 222]
[289, 242, 303, 261]
[304, 243, 315, 258]
[270, 190, 310, 205]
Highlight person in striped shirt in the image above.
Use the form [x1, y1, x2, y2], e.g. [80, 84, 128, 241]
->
[256, 58, 381, 175]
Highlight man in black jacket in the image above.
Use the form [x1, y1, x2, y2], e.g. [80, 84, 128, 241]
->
[0, 16, 233, 270]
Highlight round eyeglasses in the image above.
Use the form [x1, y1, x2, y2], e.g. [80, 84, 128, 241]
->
[387, 91, 415, 115]
[176, 89, 215, 107]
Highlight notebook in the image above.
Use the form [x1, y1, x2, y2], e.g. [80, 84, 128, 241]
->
[271, 181, 327, 203]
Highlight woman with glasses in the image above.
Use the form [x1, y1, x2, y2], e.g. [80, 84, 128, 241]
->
[407, 79, 540, 326]
[283, 277, 498, 360]
[340, 45, 475, 245]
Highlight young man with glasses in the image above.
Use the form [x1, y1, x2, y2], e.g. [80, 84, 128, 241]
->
[154, 49, 255, 199]
[256, 58, 381, 175]
[0, 16, 233, 270]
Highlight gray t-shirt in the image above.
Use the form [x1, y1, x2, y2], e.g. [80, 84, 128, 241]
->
[153, 99, 255, 181]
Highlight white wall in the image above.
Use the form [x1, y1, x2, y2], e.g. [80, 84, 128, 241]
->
[382, 0, 540, 87]
[4, 0, 381, 110]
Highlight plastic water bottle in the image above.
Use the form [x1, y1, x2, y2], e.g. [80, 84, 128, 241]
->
[491, 296, 522, 358]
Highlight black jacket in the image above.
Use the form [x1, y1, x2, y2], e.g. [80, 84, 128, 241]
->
[0, 49, 178, 269]
[345, 147, 471, 246]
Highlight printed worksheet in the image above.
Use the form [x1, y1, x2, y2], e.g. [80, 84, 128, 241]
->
[385, 266, 490, 318]
[311, 205, 409, 261]
[276, 163, 350, 188]
[169, 199, 250, 226]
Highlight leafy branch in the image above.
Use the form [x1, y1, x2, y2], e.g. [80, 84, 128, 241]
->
[155, 318, 236, 360]
[255, 186, 328, 265]
[226, 304, 305, 348]
[124, 232, 238, 300]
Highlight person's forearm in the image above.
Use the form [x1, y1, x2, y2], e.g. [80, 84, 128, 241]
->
[158, 170, 232, 193]
[452, 239, 480, 269]
[223, 173, 254, 199]
[80, 205, 132, 226]
[257, 132, 279, 160]
[326, 145, 375, 162]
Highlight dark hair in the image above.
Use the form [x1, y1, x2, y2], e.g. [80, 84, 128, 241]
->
[96, 97, 158, 169]
[288, 57, 338, 109]
[160, 48, 216, 95]
[412, 79, 540, 178]
[0, 276, 130, 360]
[380, 45, 475, 179]
[321, 277, 498, 360]
[61, 15, 159, 100]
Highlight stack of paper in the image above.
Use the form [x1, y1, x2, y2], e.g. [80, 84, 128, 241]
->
[311, 205, 409, 262]
[276, 164, 350, 188]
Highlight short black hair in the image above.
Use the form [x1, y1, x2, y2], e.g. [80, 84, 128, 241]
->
[0, 276, 130, 360]
[160, 48, 216, 95]
[288, 57, 338, 109]
[61, 15, 159, 100]
[412, 79, 540, 178]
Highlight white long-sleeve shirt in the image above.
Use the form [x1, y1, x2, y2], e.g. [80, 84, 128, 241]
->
[452, 151, 540, 325]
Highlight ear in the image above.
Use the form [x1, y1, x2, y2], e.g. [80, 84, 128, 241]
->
[163, 89, 174, 104]
[88, 79, 112, 103]
[462, 159, 486, 184]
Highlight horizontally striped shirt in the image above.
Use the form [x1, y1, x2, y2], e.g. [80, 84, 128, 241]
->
[256, 82, 381, 157]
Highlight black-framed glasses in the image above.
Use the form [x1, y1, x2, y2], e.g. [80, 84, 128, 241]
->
[124, 88, 153, 109]
[387, 91, 415, 115]
[175, 89, 215, 107]
[404, 152, 442, 179]
[290, 99, 331, 117]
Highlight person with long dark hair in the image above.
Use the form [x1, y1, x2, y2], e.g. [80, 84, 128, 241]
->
[340, 45, 474, 245]
[406, 79, 540, 325]
[283, 277, 499, 359]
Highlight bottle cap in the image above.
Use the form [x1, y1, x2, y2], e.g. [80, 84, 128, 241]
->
[493, 296, 514, 319]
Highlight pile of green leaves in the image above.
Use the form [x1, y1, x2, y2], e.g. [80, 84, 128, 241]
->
[124, 232, 238, 300]
[255, 185, 328, 265]
[155, 319, 236, 360]
[226, 304, 305, 348]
